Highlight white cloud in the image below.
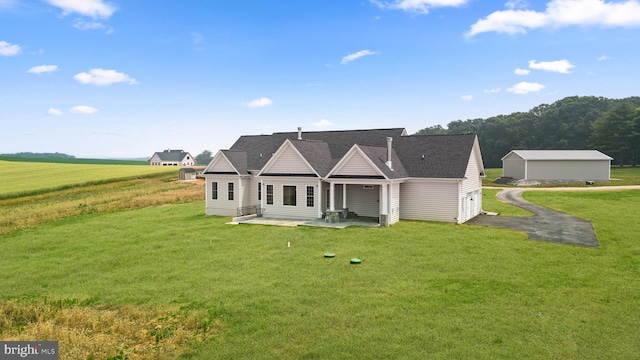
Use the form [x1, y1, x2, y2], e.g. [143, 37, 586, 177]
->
[514, 68, 530, 75]
[0, 0, 19, 9]
[371, 0, 469, 14]
[597, 55, 611, 61]
[28, 65, 58, 74]
[45, 0, 116, 18]
[341, 50, 378, 64]
[0, 40, 20, 56]
[72, 18, 112, 32]
[244, 97, 273, 108]
[484, 88, 501, 94]
[467, 0, 640, 37]
[314, 119, 333, 128]
[74, 68, 138, 86]
[529, 59, 574, 73]
[505, 0, 529, 9]
[48, 108, 63, 116]
[507, 81, 545, 94]
[70, 105, 98, 114]
[459, 95, 474, 101]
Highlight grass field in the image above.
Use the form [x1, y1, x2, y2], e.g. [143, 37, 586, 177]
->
[0, 160, 179, 198]
[1, 166, 639, 359]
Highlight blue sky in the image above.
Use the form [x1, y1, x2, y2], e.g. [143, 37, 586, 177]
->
[1, 0, 640, 158]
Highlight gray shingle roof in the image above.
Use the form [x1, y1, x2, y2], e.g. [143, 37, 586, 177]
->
[287, 140, 333, 176]
[358, 145, 409, 179]
[221, 128, 478, 179]
[153, 149, 191, 162]
[221, 150, 248, 174]
[230, 128, 407, 171]
[393, 133, 478, 178]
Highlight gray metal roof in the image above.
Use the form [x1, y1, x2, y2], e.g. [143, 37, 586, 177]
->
[218, 128, 479, 179]
[504, 150, 613, 161]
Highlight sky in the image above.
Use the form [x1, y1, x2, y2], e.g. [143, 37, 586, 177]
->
[1, 0, 640, 158]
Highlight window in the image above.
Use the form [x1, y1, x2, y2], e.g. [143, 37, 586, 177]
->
[283, 186, 296, 206]
[306, 186, 314, 207]
[212, 182, 218, 200]
[258, 183, 262, 201]
[266, 185, 274, 205]
[228, 182, 234, 201]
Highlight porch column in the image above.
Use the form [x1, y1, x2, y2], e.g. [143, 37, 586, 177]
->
[342, 184, 347, 209]
[317, 181, 322, 218]
[381, 183, 388, 216]
[330, 182, 335, 211]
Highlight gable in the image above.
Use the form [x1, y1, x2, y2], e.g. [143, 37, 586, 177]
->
[260, 141, 317, 175]
[204, 152, 239, 174]
[329, 146, 386, 178]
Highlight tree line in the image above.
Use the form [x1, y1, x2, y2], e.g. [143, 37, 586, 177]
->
[416, 96, 640, 168]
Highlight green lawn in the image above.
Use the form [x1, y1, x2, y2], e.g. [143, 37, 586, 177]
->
[0, 160, 178, 197]
[1, 189, 639, 359]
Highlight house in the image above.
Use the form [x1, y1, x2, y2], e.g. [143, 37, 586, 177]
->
[203, 128, 485, 226]
[149, 149, 194, 166]
[501, 150, 613, 181]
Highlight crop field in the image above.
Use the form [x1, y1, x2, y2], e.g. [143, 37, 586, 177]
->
[0, 160, 179, 197]
[1, 164, 639, 359]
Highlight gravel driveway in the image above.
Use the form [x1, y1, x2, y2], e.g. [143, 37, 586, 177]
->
[467, 189, 600, 247]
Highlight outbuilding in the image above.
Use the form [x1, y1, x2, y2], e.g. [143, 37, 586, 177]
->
[179, 167, 197, 181]
[501, 150, 613, 181]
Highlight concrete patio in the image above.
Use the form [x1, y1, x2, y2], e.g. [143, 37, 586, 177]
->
[229, 216, 380, 229]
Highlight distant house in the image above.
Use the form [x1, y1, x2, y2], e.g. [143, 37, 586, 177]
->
[501, 150, 613, 181]
[203, 128, 485, 226]
[149, 149, 194, 166]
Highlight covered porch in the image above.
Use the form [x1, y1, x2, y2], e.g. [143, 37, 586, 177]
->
[323, 179, 402, 227]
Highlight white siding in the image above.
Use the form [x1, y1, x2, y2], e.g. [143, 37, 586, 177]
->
[333, 152, 380, 177]
[527, 160, 610, 180]
[240, 177, 251, 208]
[390, 182, 400, 224]
[149, 154, 162, 165]
[459, 147, 483, 223]
[265, 146, 315, 174]
[503, 158, 525, 179]
[345, 184, 379, 217]
[400, 180, 458, 223]
[205, 174, 240, 216]
[261, 178, 319, 219]
[210, 156, 237, 173]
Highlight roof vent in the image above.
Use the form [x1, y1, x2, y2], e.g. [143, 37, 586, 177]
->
[297, 127, 302, 140]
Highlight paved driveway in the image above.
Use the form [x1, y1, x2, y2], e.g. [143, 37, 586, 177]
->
[467, 189, 600, 247]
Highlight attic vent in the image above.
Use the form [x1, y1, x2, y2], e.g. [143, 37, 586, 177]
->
[421, 154, 425, 159]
